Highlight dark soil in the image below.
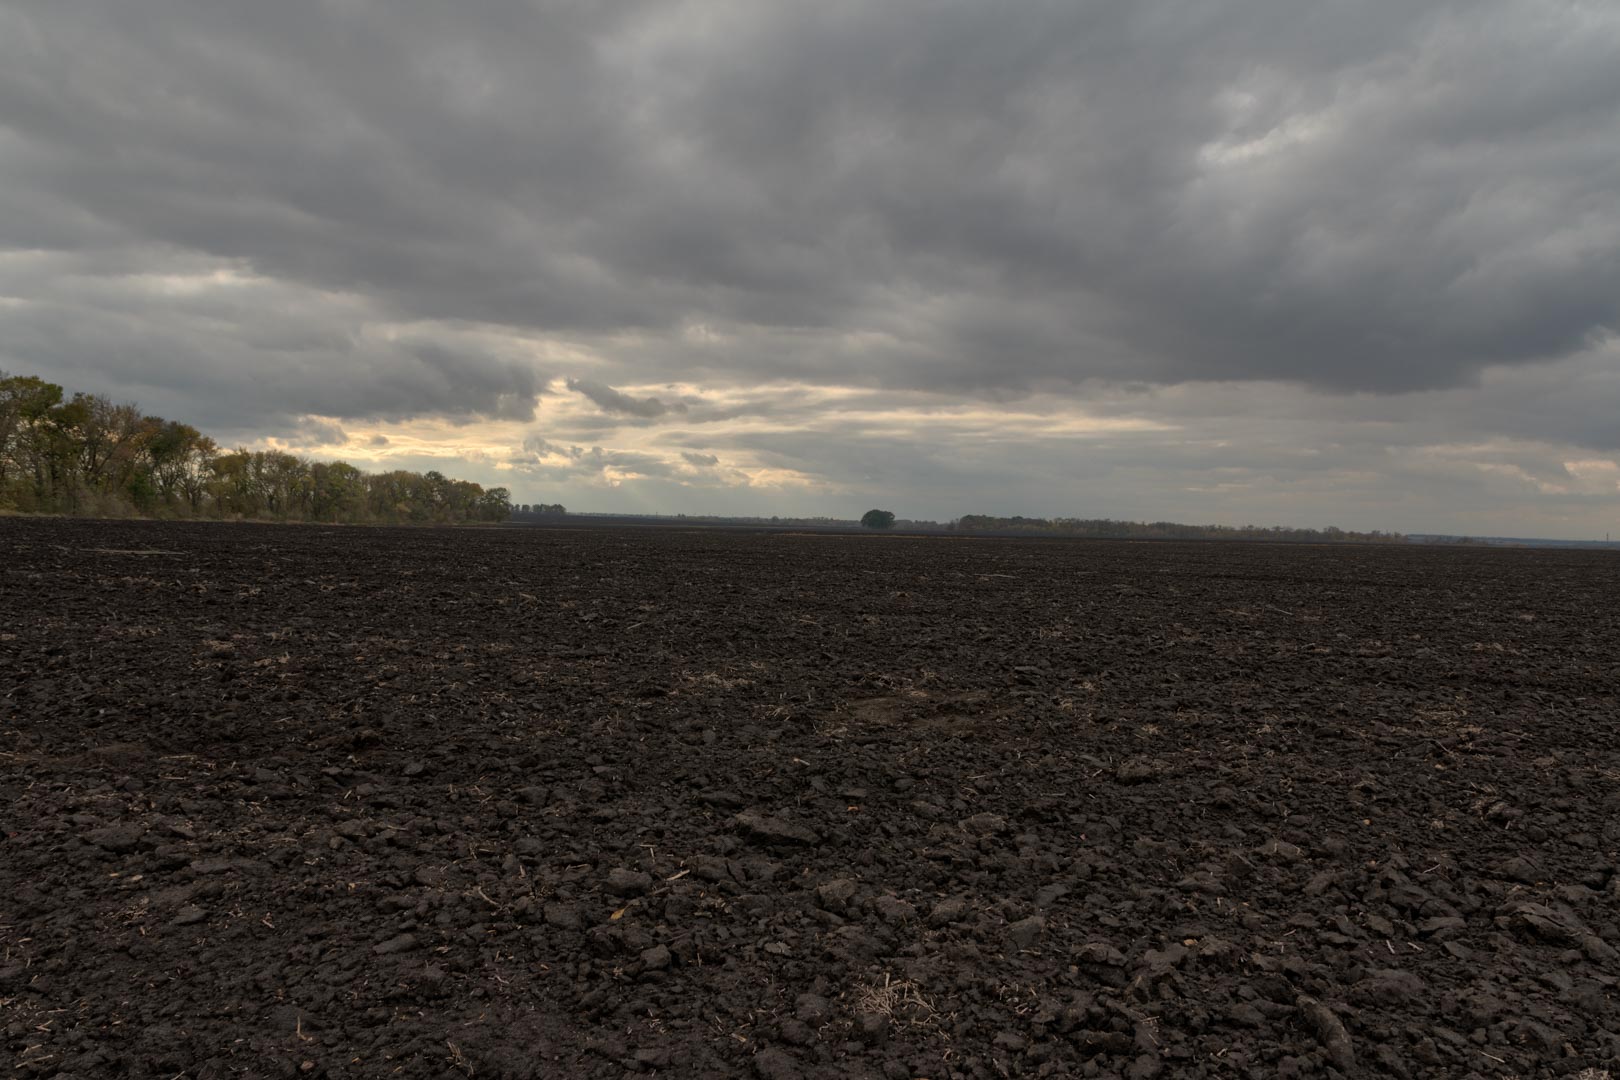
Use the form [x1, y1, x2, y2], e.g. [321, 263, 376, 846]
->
[3, 519, 1618, 1079]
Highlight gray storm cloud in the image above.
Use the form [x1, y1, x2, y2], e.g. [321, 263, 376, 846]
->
[285, 417, 348, 448]
[3, 0, 1616, 402]
[0, 0, 1617, 532]
[566, 379, 685, 419]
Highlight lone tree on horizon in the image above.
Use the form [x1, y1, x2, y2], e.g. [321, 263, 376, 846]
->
[861, 509, 896, 530]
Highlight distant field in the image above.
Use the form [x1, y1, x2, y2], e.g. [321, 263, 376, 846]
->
[3, 520, 1618, 1078]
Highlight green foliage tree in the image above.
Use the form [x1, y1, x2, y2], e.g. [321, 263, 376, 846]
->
[861, 508, 897, 530]
[146, 420, 204, 503]
[310, 461, 366, 521]
[1, 373, 66, 508]
[475, 486, 513, 522]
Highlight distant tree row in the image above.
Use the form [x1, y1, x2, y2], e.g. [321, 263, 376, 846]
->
[0, 370, 511, 524]
[950, 514, 1405, 543]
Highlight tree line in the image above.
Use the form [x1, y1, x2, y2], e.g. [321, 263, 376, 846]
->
[951, 514, 1405, 543]
[0, 371, 511, 524]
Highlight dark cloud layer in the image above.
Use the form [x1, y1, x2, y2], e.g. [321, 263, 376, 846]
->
[1, 1, 1617, 530]
[5, 1, 1617, 398]
[566, 378, 684, 419]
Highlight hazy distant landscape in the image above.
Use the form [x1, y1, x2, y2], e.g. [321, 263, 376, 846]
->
[19, 367, 1618, 550]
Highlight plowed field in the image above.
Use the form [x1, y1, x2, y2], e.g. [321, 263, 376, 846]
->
[2, 520, 1617, 1079]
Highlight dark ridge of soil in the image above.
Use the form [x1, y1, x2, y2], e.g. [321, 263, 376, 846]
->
[2, 519, 1617, 1080]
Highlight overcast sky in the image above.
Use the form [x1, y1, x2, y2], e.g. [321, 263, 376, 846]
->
[3, 1, 1618, 535]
